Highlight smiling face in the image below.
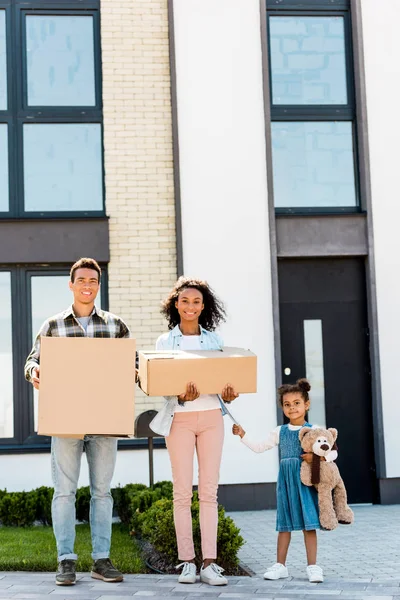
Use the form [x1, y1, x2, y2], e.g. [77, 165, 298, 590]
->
[69, 267, 100, 308]
[281, 392, 310, 426]
[175, 287, 204, 325]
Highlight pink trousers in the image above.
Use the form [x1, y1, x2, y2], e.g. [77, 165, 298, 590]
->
[166, 409, 224, 561]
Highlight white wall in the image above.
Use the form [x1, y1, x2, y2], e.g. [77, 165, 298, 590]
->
[361, 0, 400, 477]
[0, 448, 172, 492]
[173, 0, 278, 483]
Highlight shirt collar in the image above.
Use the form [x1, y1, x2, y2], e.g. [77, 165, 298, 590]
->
[171, 324, 208, 337]
[63, 305, 105, 321]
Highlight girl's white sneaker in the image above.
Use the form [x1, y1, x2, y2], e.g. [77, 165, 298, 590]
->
[263, 562, 289, 580]
[176, 562, 197, 584]
[306, 564, 324, 583]
[200, 563, 228, 586]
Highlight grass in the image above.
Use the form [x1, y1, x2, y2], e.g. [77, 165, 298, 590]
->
[0, 523, 145, 572]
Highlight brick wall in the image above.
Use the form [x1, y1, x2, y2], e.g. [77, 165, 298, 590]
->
[100, 0, 177, 414]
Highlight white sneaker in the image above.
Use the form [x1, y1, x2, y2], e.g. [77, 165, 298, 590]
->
[307, 564, 324, 583]
[200, 563, 228, 586]
[176, 562, 196, 584]
[263, 562, 289, 580]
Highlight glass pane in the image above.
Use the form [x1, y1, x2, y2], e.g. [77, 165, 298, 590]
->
[26, 15, 95, 107]
[304, 320, 326, 427]
[271, 121, 356, 208]
[31, 275, 102, 431]
[269, 16, 347, 105]
[0, 10, 6, 110]
[0, 124, 8, 211]
[23, 123, 103, 212]
[0, 273, 13, 438]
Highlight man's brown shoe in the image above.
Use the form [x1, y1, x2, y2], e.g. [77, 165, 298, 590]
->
[91, 558, 123, 582]
[56, 559, 76, 586]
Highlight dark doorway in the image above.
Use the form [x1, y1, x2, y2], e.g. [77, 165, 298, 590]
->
[278, 258, 377, 504]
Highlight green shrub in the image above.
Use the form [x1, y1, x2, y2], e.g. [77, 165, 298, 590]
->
[0, 491, 38, 527]
[112, 484, 147, 526]
[35, 487, 53, 526]
[128, 482, 173, 533]
[75, 487, 90, 523]
[139, 492, 244, 570]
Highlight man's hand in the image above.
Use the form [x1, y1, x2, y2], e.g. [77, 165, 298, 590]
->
[32, 367, 40, 390]
[178, 382, 200, 402]
[221, 384, 239, 403]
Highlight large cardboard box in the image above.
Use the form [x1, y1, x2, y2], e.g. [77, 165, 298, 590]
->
[38, 337, 136, 438]
[138, 347, 257, 396]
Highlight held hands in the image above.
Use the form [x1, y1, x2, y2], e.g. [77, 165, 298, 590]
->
[232, 424, 246, 438]
[178, 382, 200, 402]
[221, 384, 239, 403]
[32, 367, 40, 390]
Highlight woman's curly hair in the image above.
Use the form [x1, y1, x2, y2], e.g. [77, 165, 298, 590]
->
[161, 277, 226, 331]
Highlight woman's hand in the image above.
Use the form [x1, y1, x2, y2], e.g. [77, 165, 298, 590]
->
[221, 384, 239, 403]
[178, 382, 200, 402]
[232, 424, 245, 438]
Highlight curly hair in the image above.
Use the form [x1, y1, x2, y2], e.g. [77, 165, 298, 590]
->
[277, 378, 311, 405]
[161, 277, 226, 331]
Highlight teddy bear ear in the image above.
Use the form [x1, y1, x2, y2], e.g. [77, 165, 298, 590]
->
[299, 427, 311, 442]
[328, 428, 338, 441]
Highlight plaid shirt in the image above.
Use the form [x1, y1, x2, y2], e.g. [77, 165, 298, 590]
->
[24, 305, 131, 382]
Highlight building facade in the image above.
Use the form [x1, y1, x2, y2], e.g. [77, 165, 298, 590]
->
[0, 0, 398, 507]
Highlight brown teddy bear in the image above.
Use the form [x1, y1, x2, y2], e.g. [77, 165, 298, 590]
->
[299, 427, 354, 531]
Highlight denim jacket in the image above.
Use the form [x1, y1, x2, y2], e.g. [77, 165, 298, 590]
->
[149, 325, 227, 437]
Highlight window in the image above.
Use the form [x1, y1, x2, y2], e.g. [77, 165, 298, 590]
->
[267, 0, 358, 213]
[0, 266, 107, 450]
[0, 1, 104, 218]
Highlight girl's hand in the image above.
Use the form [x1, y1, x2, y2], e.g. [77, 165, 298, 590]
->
[221, 384, 239, 403]
[178, 382, 200, 402]
[301, 453, 326, 463]
[301, 452, 313, 463]
[232, 424, 245, 438]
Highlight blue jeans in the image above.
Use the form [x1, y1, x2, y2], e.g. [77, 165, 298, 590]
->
[51, 435, 118, 561]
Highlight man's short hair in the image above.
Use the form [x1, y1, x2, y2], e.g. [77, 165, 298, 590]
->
[70, 258, 101, 283]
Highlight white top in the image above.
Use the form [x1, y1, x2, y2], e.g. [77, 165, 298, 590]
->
[241, 424, 338, 462]
[174, 335, 221, 413]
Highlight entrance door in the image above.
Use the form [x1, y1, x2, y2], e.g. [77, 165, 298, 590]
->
[278, 258, 377, 504]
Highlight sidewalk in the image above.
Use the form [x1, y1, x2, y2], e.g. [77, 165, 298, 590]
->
[0, 505, 397, 599]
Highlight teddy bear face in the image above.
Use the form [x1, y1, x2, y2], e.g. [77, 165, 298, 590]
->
[299, 427, 338, 456]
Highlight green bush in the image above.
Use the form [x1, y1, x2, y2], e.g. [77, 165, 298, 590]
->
[128, 481, 173, 533]
[75, 487, 90, 523]
[35, 487, 53, 526]
[112, 484, 147, 526]
[0, 491, 38, 527]
[139, 492, 244, 570]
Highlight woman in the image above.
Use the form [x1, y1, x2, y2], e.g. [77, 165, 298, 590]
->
[150, 277, 238, 586]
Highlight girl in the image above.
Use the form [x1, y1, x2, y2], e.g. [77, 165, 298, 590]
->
[150, 277, 238, 586]
[232, 378, 337, 584]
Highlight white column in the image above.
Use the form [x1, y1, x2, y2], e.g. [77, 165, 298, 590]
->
[361, 0, 400, 477]
[173, 0, 278, 483]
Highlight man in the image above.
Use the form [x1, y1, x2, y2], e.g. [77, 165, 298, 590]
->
[25, 258, 130, 586]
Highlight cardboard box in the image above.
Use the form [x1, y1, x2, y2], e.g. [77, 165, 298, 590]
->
[38, 337, 136, 438]
[138, 347, 257, 396]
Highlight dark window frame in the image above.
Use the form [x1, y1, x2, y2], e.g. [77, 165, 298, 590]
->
[0, 0, 105, 219]
[0, 264, 164, 453]
[266, 0, 360, 215]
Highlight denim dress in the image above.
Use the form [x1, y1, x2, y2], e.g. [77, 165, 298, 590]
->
[276, 423, 320, 532]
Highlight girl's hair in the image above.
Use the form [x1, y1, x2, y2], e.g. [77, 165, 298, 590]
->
[161, 276, 226, 331]
[277, 378, 311, 405]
